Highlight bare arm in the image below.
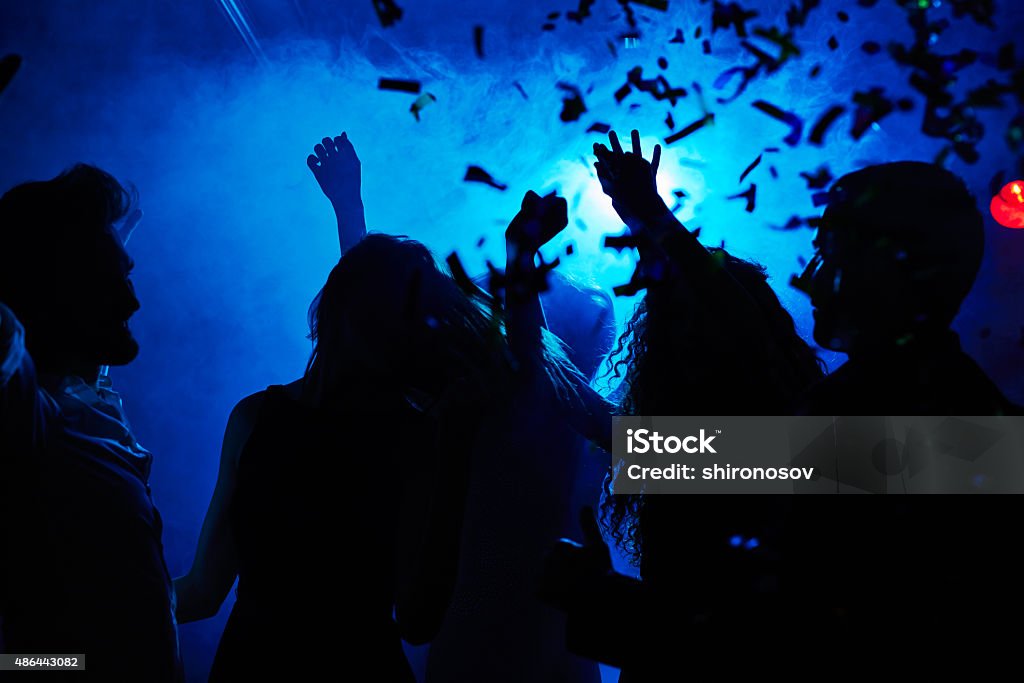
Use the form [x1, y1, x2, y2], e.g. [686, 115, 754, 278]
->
[594, 130, 774, 350]
[173, 391, 263, 623]
[307, 132, 366, 255]
[503, 192, 614, 454]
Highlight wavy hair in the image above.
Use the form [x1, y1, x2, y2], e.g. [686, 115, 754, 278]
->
[600, 249, 826, 565]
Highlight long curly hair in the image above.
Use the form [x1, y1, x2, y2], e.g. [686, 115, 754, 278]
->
[600, 248, 826, 565]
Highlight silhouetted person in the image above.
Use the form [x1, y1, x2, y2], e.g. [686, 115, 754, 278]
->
[799, 161, 1019, 415]
[174, 134, 505, 681]
[540, 131, 825, 680]
[784, 162, 1024, 658]
[0, 165, 182, 681]
[425, 192, 608, 683]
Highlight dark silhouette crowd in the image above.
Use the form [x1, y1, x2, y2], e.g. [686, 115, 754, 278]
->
[1, 125, 1020, 682]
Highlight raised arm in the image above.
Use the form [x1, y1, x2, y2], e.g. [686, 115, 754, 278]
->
[173, 392, 262, 623]
[503, 191, 614, 453]
[593, 130, 773, 345]
[503, 190, 567, 365]
[306, 132, 367, 256]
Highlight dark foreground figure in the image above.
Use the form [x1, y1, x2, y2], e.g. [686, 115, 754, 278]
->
[543, 145, 1023, 679]
[0, 166, 182, 681]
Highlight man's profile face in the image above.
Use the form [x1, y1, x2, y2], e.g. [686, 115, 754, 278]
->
[59, 225, 140, 367]
[807, 209, 920, 354]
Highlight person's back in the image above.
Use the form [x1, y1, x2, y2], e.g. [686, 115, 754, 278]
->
[425, 273, 608, 683]
[210, 381, 424, 681]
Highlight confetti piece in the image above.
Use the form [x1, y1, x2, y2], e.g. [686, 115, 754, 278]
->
[669, 28, 685, 43]
[712, 1, 758, 38]
[631, 0, 669, 9]
[567, 0, 596, 23]
[809, 63, 822, 78]
[786, 0, 821, 28]
[615, 83, 633, 103]
[809, 105, 845, 145]
[702, 40, 712, 55]
[862, 41, 881, 55]
[464, 166, 508, 191]
[379, 78, 421, 94]
[752, 100, 803, 146]
[604, 233, 642, 251]
[410, 93, 437, 121]
[446, 252, 476, 294]
[513, 81, 529, 99]
[769, 166, 778, 178]
[565, 243, 575, 256]
[665, 111, 675, 129]
[372, 0, 403, 28]
[558, 82, 587, 122]
[827, 36, 838, 50]
[739, 154, 762, 183]
[587, 122, 612, 134]
[727, 184, 757, 213]
[626, 66, 688, 105]
[658, 57, 668, 69]
[664, 114, 714, 144]
[851, 87, 894, 139]
[474, 25, 485, 58]
[476, 236, 486, 248]
[837, 11, 850, 22]
[799, 166, 833, 189]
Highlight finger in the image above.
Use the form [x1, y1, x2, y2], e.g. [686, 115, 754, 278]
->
[631, 129, 641, 156]
[313, 143, 327, 161]
[651, 144, 662, 174]
[608, 130, 624, 155]
[522, 190, 540, 209]
[579, 506, 604, 548]
[307, 154, 321, 173]
[593, 143, 612, 163]
[322, 137, 335, 156]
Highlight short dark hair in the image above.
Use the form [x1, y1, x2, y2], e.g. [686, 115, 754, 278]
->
[823, 161, 984, 326]
[0, 164, 135, 314]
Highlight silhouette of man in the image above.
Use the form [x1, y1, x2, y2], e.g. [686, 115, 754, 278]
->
[801, 161, 1019, 415]
[0, 165, 182, 681]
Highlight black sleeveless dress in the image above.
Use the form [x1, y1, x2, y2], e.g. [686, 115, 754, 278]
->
[209, 384, 424, 682]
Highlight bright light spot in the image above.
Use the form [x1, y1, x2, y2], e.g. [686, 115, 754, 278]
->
[992, 180, 1024, 228]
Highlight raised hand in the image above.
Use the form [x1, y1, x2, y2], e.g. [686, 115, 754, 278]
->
[593, 129, 665, 230]
[307, 131, 366, 254]
[307, 132, 362, 209]
[505, 190, 568, 257]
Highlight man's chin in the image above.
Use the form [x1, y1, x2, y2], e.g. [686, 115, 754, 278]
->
[98, 335, 140, 366]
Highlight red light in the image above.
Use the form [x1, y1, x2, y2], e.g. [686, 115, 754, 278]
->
[991, 180, 1024, 229]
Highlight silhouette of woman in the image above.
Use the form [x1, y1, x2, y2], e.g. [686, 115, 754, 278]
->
[541, 130, 825, 681]
[174, 134, 510, 681]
